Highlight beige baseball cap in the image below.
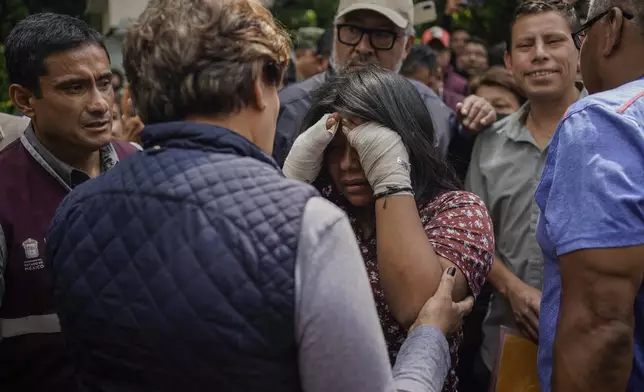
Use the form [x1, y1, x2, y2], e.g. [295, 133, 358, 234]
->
[335, 0, 414, 29]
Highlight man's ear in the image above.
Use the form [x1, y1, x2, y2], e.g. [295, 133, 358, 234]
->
[9, 84, 36, 118]
[504, 51, 513, 72]
[253, 77, 267, 111]
[602, 8, 626, 57]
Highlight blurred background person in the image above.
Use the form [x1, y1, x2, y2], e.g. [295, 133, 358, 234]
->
[451, 28, 471, 60]
[423, 26, 468, 97]
[458, 37, 489, 79]
[292, 27, 326, 81]
[401, 44, 464, 112]
[468, 66, 526, 120]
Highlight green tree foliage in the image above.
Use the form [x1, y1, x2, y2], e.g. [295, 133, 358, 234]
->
[450, 0, 519, 45]
[271, 0, 340, 31]
[447, 0, 587, 45]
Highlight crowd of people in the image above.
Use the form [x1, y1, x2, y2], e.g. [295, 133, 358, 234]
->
[0, 0, 642, 391]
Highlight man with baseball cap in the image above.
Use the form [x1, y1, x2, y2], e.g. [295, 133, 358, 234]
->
[273, 0, 497, 168]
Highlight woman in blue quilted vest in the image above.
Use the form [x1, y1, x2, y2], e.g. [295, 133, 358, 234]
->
[46, 0, 474, 391]
[284, 65, 496, 392]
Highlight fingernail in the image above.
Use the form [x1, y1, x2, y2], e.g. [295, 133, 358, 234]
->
[480, 119, 487, 125]
[448, 267, 456, 276]
[461, 109, 467, 115]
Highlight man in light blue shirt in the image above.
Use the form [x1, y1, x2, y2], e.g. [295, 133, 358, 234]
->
[535, 1, 644, 391]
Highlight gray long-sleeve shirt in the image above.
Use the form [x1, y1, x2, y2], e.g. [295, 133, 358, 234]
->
[295, 197, 451, 392]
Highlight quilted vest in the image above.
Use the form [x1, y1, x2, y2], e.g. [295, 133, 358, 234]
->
[47, 122, 318, 392]
[0, 137, 136, 391]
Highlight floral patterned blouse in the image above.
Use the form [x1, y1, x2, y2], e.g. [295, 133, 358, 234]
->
[320, 185, 495, 392]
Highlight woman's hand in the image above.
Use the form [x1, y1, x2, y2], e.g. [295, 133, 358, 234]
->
[342, 121, 412, 196]
[411, 267, 475, 335]
[283, 113, 338, 183]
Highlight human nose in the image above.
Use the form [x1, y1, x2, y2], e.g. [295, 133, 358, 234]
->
[87, 84, 110, 116]
[532, 39, 549, 61]
[339, 144, 358, 171]
[355, 31, 374, 54]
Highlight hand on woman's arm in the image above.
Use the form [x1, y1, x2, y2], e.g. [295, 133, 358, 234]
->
[295, 197, 474, 392]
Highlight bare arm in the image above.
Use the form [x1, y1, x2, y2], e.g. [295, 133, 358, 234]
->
[487, 254, 521, 296]
[375, 195, 470, 328]
[554, 245, 644, 391]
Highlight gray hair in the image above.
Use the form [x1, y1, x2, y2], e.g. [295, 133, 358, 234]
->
[588, 0, 610, 17]
[123, 0, 290, 124]
[588, 0, 644, 34]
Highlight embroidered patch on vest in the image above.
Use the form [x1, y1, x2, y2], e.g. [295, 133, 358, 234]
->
[22, 238, 44, 271]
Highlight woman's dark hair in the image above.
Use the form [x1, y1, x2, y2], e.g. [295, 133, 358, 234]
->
[301, 64, 460, 205]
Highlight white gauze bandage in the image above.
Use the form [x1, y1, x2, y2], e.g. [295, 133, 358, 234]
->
[283, 114, 336, 183]
[344, 122, 412, 196]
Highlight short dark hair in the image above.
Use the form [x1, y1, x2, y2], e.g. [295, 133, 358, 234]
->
[400, 45, 439, 77]
[4, 13, 108, 95]
[466, 36, 488, 50]
[508, 0, 579, 51]
[468, 66, 527, 106]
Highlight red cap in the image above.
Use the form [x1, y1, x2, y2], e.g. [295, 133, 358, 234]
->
[422, 26, 450, 48]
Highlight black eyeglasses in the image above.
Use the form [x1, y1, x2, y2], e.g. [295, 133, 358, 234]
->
[336, 24, 401, 51]
[572, 8, 634, 50]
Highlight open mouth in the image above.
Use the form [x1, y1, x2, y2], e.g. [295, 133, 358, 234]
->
[84, 120, 109, 129]
[526, 70, 557, 77]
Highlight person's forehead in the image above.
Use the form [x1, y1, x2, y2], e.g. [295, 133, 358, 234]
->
[340, 10, 398, 29]
[477, 84, 512, 97]
[466, 42, 487, 51]
[453, 30, 470, 38]
[513, 11, 573, 37]
[43, 44, 110, 78]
